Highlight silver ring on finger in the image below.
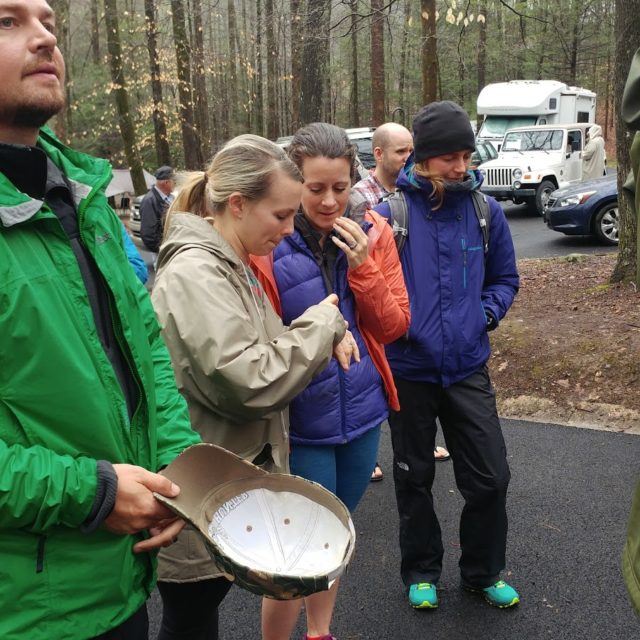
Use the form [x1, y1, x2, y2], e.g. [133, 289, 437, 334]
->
[349, 241, 357, 249]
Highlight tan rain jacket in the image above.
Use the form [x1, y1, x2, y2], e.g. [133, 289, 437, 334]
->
[151, 213, 346, 582]
[582, 124, 606, 181]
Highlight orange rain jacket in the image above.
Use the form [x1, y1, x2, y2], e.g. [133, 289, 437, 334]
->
[252, 209, 410, 411]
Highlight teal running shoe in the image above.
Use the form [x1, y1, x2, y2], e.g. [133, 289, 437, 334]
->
[465, 580, 520, 608]
[408, 582, 438, 609]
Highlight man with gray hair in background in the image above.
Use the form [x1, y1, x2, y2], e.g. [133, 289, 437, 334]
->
[140, 165, 176, 266]
[352, 122, 413, 206]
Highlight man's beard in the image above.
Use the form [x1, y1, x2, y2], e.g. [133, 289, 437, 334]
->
[11, 96, 65, 129]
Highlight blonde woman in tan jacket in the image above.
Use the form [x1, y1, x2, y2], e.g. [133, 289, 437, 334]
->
[151, 135, 351, 640]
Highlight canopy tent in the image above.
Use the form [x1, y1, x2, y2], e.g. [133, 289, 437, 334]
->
[106, 169, 155, 198]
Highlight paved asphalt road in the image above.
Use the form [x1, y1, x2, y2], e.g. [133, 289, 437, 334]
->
[147, 419, 640, 639]
[501, 201, 617, 259]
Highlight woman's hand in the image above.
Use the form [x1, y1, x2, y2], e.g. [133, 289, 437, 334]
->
[319, 293, 349, 339]
[320, 293, 339, 307]
[331, 217, 368, 269]
[333, 329, 360, 371]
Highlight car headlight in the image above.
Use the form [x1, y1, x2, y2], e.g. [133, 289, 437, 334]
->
[512, 168, 522, 180]
[557, 191, 597, 207]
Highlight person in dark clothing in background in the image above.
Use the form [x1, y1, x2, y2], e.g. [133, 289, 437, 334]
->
[140, 165, 175, 262]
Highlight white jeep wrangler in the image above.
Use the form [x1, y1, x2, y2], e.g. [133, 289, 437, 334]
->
[478, 123, 590, 215]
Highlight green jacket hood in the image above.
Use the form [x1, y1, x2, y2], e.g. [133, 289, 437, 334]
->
[0, 127, 111, 228]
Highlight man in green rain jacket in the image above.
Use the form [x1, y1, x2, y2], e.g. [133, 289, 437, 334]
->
[0, 2, 200, 638]
[622, 47, 640, 614]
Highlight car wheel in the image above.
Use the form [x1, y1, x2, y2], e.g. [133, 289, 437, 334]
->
[529, 180, 556, 216]
[593, 202, 619, 246]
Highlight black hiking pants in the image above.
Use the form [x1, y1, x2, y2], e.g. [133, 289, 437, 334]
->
[157, 578, 233, 640]
[389, 367, 511, 588]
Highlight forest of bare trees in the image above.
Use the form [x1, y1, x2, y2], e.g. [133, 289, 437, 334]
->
[54, 0, 618, 169]
[49, 0, 640, 278]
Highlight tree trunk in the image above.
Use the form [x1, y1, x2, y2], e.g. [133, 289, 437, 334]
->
[191, 0, 210, 153]
[398, 0, 412, 125]
[265, 0, 279, 138]
[605, 44, 612, 136]
[457, 16, 467, 110]
[170, 0, 202, 169]
[255, 0, 265, 136]
[277, 15, 291, 133]
[227, 0, 239, 138]
[421, 0, 438, 105]
[568, 16, 579, 84]
[299, 1, 330, 124]
[143, 0, 171, 167]
[611, 0, 640, 282]
[91, 0, 100, 65]
[240, 0, 251, 131]
[370, 0, 385, 125]
[496, 1, 506, 77]
[477, 0, 487, 96]
[207, 14, 222, 148]
[535, 0, 549, 77]
[50, 0, 70, 141]
[290, 0, 305, 131]
[321, 2, 332, 122]
[103, 0, 146, 194]
[514, 0, 527, 78]
[349, 0, 360, 127]
[217, 7, 230, 141]
[458, 55, 465, 112]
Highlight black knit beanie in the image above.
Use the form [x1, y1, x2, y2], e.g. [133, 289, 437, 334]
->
[412, 101, 475, 163]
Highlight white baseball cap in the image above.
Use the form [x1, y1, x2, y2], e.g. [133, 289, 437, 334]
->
[155, 444, 356, 599]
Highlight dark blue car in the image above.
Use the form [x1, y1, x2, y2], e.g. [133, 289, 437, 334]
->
[544, 174, 618, 245]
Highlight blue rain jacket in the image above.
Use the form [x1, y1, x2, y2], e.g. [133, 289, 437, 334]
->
[375, 167, 519, 387]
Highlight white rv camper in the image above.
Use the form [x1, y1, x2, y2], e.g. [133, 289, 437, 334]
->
[476, 80, 596, 151]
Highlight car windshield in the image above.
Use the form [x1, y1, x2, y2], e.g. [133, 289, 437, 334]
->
[502, 129, 564, 152]
[471, 143, 497, 165]
[478, 116, 537, 137]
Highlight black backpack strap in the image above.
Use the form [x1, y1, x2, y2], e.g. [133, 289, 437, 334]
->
[384, 191, 409, 254]
[470, 190, 491, 255]
[383, 190, 488, 257]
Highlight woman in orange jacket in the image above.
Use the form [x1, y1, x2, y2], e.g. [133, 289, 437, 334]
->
[252, 122, 409, 640]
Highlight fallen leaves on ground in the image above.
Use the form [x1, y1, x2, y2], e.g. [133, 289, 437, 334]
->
[490, 253, 640, 432]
